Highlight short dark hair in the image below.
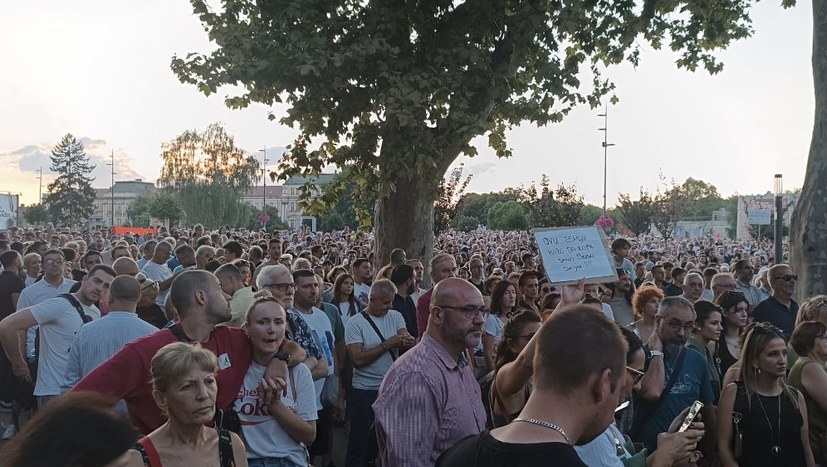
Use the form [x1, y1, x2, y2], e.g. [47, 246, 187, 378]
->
[611, 238, 631, 252]
[215, 263, 242, 279]
[518, 270, 539, 287]
[86, 264, 116, 280]
[170, 270, 212, 316]
[0, 250, 20, 268]
[693, 300, 722, 324]
[60, 248, 76, 262]
[352, 258, 370, 270]
[534, 305, 627, 395]
[222, 241, 243, 258]
[670, 267, 686, 280]
[292, 268, 317, 282]
[390, 264, 414, 285]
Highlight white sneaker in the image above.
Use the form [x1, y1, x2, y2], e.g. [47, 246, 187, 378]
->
[2, 424, 16, 440]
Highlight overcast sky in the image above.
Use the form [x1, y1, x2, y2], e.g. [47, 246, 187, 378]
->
[0, 1, 814, 207]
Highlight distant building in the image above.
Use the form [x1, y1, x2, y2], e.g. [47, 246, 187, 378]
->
[736, 192, 799, 241]
[279, 174, 337, 230]
[90, 180, 157, 228]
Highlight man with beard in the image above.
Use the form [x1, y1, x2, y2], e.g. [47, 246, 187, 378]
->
[73, 270, 306, 434]
[609, 270, 635, 326]
[732, 259, 763, 308]
[436, 304, 627, 467]
[753, 263, 799, 336]
[374, 278, 486, 467]
[391, 264, 418, 338]
[633, 296, 715, 455]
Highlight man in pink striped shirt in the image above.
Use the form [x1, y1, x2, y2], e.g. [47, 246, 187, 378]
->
[373, 277, 486, 467]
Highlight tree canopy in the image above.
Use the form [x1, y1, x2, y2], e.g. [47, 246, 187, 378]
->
[44, 134, 97, 227]
[172, 0, 760, 269]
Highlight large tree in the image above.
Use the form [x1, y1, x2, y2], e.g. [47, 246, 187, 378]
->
[158, 123, 260, 228]
[791, 1, 824, 299]
[616, 189, 654, 236]
[172, 0, 755, 272]
[44, 134, 97, 227]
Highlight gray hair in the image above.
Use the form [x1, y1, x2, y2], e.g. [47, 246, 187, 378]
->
[257, 264, 291, 289]
[657, 296, 696, 318]
[683, 272, 704, 286]
[370, 278, 398, 298]
[710, 273, 734, 287]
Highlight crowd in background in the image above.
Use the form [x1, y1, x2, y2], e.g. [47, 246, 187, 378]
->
[0, 223, 822, 467]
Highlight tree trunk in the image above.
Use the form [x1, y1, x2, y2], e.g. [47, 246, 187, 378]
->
[790, 1, 827, 300]
[374, 173, 438, 287]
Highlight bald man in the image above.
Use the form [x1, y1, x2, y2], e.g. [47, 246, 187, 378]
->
[96, 257, 140, 316]
[62, 275, 157, 391]
[374, 278, 486, 467]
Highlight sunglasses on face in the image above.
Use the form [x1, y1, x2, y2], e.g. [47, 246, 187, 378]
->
[774, 274, 798, 282]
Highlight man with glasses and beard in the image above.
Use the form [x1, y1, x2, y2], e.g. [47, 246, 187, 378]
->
[753, 263, 800, 336]
[632, 296, 716, 456]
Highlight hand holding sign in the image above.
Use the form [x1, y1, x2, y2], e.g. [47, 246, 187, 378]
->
[534, 226, 618, 286]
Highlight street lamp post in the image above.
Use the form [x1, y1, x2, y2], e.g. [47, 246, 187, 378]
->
[774, 174, 783, 264]
[106, 150, 117, 227]
[598, 107, 616, 217]
[258, 147, 269, 230]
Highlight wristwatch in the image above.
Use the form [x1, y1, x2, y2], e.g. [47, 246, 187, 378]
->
[273, 351, 290, 363]
[650, 350, 664, 359]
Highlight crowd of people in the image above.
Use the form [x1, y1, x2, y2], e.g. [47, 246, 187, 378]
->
[0, 223, 821, 466]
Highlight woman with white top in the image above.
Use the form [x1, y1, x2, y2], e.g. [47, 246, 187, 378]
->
[333, 273, 363, 326]
[482, 281, 517, 374]
[234, 296, 317, 467]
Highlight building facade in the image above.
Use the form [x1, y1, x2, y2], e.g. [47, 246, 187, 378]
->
[90, 180, 157, 228]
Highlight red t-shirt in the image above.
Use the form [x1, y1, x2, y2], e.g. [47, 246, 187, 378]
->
[73, 325, 252, 434]
[416, 288, 433, 336]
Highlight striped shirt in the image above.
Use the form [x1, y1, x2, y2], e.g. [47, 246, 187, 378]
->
[373, 332, 486, 467]
[62, 311, 158, 391]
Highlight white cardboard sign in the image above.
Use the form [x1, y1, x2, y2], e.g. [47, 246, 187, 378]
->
[534, 226, 619, 285]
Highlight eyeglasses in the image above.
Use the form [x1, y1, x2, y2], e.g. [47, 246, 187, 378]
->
[436, 305, 486, 319]
[774, 274, 798, 282]
[666, 321, 695, 333]
[626, 366, 645, 384]
[43, 259, 64, 266]
[262, 283, 297, 292]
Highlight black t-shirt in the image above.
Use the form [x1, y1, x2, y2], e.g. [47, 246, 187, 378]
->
[0, 271, 25, 320]
[436, 430, 587, 467]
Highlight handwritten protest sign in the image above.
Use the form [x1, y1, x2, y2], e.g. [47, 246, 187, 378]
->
[534, 226, 618, 285]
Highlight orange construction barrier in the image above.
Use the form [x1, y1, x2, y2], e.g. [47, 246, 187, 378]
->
[112, 226, 157, 236]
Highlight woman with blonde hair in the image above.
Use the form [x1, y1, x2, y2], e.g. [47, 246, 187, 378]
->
[717, 322, 813, 467]
[125, 342, 247, 466]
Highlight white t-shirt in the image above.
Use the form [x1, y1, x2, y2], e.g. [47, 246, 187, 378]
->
[30, 296, 100, 396]
[484, 314, 505, 341]
[337, 302, 353, 326]
[354, 283, 370, 307]
[290, 307, 335, 410]
[234, 362, 317, 463]
[141, 261, 172, 307]
[344, 310, 406, 390]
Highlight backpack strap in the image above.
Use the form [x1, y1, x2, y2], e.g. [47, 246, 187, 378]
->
[217, 429, 235, 467]
[58, 293, 93, 324]
[361, 312, 397, 361]
[134, 437, 161, 467]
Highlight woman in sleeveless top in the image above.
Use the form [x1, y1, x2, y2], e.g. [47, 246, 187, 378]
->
[686, 301, 723, 404]
[234, 296, 317, 467]
[482, 281, 517, 374]
[489, 311, 541, 427]
[715, 291, 748, 377]
[717, 322, 814, 467]
[627, 285, 663, 343]
[124, 342, 247, 467]
[789, 321, 827, 464]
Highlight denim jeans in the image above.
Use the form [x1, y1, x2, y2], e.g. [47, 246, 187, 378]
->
[248, 457, 304, 467]
[345, 388, 379, 467]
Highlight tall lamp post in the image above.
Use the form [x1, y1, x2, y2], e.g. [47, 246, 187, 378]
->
[258, 147, 270, 230]
[774, 174, 783, 264]
[598, 107, 615, 217]
[106, 150, 117, 227]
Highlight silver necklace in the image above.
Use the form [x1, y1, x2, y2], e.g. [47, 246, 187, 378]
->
[513, 416, 570, 444]
[756, 392, 783, 457]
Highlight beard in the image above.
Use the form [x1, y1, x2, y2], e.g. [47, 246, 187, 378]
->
[664, 340, 685, 357]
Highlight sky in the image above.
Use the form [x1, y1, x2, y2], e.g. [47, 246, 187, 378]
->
[0, 1, 814, 207]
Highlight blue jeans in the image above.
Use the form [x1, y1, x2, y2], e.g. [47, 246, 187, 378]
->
[346, 388, 379, 467]
[248, 458, 303, 467]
